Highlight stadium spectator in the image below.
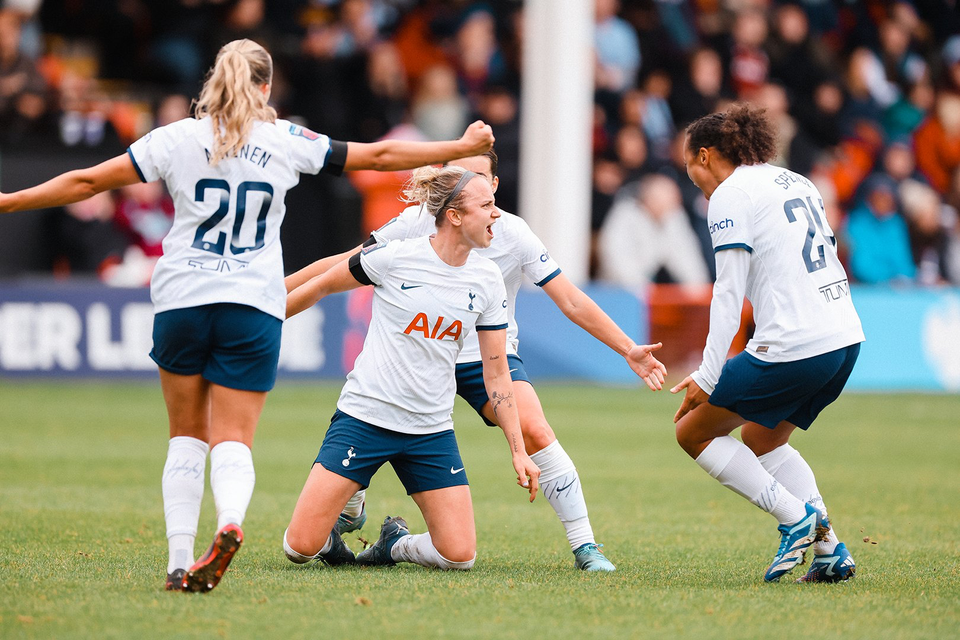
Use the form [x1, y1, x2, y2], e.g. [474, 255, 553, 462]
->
[914, 91, 960, 195]
[670, 46, 729, 127]
[901, 179, 953, 286]
[2, 0, 960, 290]
[613, 124, 658, 183]
[594, 0, 641, 95]
[44, 191, 126, 278]
[844, 174, 916, 284]
[598, 173, 709, 289]
[766, 3, 833, 100]
[454, 6, 506, 105]
[793, 78, 845, 152]
[113, 181, 175, 259]
[412, 64, 470, 143]
[727, 7, 770, 100]
[0, 8, 48, 147]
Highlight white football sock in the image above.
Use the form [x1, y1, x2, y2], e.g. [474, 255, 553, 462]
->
[391, 532, 475, 570]
[343, 490, 365, 517]
[758, 444, 840, 554]
[695, 436, 808, 525]
[530, 440, 595, 550]
[282, 528, 331, 563]
[162, 436, 208, 573]
[210, 441, 256, 530]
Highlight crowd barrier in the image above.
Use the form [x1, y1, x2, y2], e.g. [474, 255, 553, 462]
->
[1, 281, 957, 392]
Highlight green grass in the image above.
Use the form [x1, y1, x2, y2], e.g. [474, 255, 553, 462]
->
[1, 383, 958, 639]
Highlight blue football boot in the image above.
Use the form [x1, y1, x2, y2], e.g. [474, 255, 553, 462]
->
[764, 503, 829, 582]
[356, 516, 409, 566]
[573, 543, 616, 572]
[336, 502, 367, 534]
[796, 542, 856, 583]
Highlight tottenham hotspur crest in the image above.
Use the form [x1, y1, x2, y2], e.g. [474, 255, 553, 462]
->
[342, 447, 357, 468]
[468, 290, 476, 311]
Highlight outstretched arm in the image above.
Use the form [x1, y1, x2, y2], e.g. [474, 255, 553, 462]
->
[477, 329, 540, 502]
[0, 154, 142, 214]
[541, 273, 667, 390]
[285, 244, 363, 293]
[286, 257, 365, 318]
[343, 121, 493, 172]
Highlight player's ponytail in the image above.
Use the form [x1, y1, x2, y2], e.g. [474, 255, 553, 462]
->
[686, 103, 777, 166]
[401, 166, 477, 227]
[195, 39, 277, 166]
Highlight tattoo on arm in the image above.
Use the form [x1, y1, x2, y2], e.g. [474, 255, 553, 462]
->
[488, 354, 500, 360]
[511, 432, 520, 453]
[490, 390, 514, 419]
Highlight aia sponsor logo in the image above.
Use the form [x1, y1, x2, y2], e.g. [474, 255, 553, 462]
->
[403, 313, 462, 341]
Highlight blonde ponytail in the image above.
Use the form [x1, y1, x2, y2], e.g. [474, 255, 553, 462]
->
[195, 39, 277, 166]
[401, 166, 476, 227]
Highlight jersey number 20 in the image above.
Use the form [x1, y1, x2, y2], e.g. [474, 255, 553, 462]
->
[783, 197, 830, 273]
[192, 179, 275, 256]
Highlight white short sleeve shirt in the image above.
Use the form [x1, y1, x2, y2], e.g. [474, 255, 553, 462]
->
[128, 117, 339, 320]
[337, 237, 508, 433]
[373, 205, 560, 363]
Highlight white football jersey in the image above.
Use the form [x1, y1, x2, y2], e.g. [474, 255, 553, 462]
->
[707, 163, 864, 361]
[337, 237, 509, 434]
[128, 117, 341, 320]
[373, 205, 560, 363]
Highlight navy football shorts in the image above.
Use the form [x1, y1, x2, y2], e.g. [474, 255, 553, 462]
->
[709, 343, 861, 430]
[150, 303, 282, 392]
[455, 354, 531, 426]
[315, 410, 469, 494]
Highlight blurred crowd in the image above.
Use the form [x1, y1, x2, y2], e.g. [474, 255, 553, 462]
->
[2, 0, 960, 287]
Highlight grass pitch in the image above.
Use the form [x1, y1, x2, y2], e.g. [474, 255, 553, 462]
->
[1, 382, 958, 639]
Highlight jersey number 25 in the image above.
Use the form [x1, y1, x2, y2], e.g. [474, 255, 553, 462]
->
[783, 197, 832, 274]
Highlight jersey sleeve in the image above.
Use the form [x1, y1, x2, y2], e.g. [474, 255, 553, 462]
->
[281, 120, 346, 176]
[127, 120, 193, 183]
[706, 185, 755, 253]
[476, 267, 509, 330]
[372, 206, 426, 243]
[515, 216, 562, 286]
[690, 247, 751, 394]
[357, 239, 400, 286]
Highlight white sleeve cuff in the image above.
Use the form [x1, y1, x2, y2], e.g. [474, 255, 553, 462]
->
[690, 370, 715, 396]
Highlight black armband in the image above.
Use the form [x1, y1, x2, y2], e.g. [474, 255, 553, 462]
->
[321, 140, 348, 176]
[362, 235, 378, 248]
[348, 251, 373, 286]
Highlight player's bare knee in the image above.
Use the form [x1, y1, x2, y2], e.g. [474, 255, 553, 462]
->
[283, 527, 322, 563]
[437, 549, 476, 570]
[522, 418, 555, 453]
[675, 425, 701, 459]
[434, 540, 476, 565]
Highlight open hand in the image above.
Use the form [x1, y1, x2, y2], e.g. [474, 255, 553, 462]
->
[626, 342, 667, 390]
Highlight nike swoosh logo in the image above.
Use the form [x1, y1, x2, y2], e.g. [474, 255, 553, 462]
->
[509, 369, 517, 374]
[450, 467, 465, 474]
[556, 479, 576, 493]
[400, 283, 422, 290]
